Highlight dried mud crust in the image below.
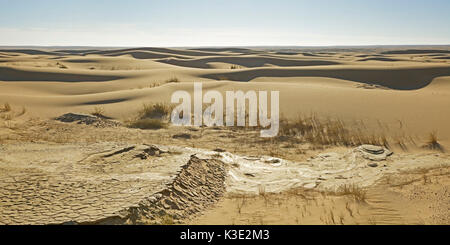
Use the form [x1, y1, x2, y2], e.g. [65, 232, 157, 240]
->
[94, 155, 227, 224]
[0, 143, 227, 225]
[0, 143, 190, 225]
[0, 140, 448, 225]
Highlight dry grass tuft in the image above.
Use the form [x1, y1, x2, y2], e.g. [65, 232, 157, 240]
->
[0, 102, 11, 113]
[165, 77, 180, 83]
[333, 184, 367, 203]
[1, 113, 13, 121]
[126, 103, 173, 130]
[138, 103, 173, 120]
[160, 214, 175, 225]
[90, 106, 106, 118]
[278, 115, 392, 148]
[56, 62, 68, 69]
[423, 131, 444, 152]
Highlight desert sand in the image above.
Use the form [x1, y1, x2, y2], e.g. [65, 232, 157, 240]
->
[0, 46, 449, 225]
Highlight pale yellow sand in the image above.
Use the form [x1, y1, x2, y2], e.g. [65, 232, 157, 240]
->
[1, 47, 450, 225]
[1, 47, 450, 145]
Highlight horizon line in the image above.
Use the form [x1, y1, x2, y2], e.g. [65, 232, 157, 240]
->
[1, 44, 450, 49]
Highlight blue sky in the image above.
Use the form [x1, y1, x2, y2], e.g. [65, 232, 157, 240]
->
[1, 0, 449, 46]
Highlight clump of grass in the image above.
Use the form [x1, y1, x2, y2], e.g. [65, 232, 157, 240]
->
[423, 131, 444, 152]
[165, 77, 180, 83]
[139, 78, 180, 90]
[160, 214, 174, 225]
[56, 62, 67, 69]
[216, 75, 229, 81]
[1, 113, 13, 121]
[333, 184, 367, 203]
[0, 102, 11, 112]
[90, 106, 106, 118]
[138, 103, 173, 120]
[278, 115, 389, 147]
[126, 103, 173, 130]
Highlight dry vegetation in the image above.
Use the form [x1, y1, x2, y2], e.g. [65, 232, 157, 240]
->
[331, 184, 367, 203]
[90, 106, 106, 118]
[138, 77, 181, 89]
[0, 102, 11, 113]
[423, 131, 444, 152]
[0, 102, 26, 121]
[277, 115, 390, 148]
[125, 103, 173, 130]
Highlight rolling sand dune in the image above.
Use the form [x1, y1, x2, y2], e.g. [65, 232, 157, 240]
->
[0, 67, 125, 82]
[0, 46, 449, 225]
[357, 57, 404, 62]
[381, 49, 450, 55]
[433, 56, 450, 60]
[202, 65, 450, 90]
[0, 49, 60, 56]
[86, 47, 228, 57]
[158, 56, 340, 68]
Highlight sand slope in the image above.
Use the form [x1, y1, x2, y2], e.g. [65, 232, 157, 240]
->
[1, 46, 450, 145]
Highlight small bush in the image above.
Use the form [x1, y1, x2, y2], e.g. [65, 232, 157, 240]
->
[126, 103, 173, 130]
[139, 103, 173, 120]
[90, 106, 106, 118]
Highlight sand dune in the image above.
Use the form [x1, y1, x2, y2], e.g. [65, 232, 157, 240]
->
[158, 55, 340, 68]
[1, 47, 450, 143]
[189, 47, 254, 54]
[0, 66, 125, 82]
[1, 46, 450, 225]
[201, 65, 450, 90]
[0, 49, 60, 56]
[433, 56, 450, 60]
[357, 57, 403, 62]
[87, 47, 226, 57]
[381, 49, 450, 55]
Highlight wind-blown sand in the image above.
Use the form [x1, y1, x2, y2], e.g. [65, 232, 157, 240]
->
[0, 46, 449, 224]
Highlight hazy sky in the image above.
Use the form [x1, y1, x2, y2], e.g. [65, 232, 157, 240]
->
[1, 0, 449, 46]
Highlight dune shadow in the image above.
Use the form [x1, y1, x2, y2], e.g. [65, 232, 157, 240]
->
[381, 49, 450, 55]
[189, 48, 254, 54]
[158, 56, 340, 69]
[201, 66, 450, 90]
[87, 47, 224, 57]
[0, 67, 124, 82]
[105, 51, 188, 60]
[81, 98, 129, 105]
[357, 57, 403, 62]
[432, 56, 450, 60]
[55, 49, 101, 55]
[0, 49, 59, 56]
